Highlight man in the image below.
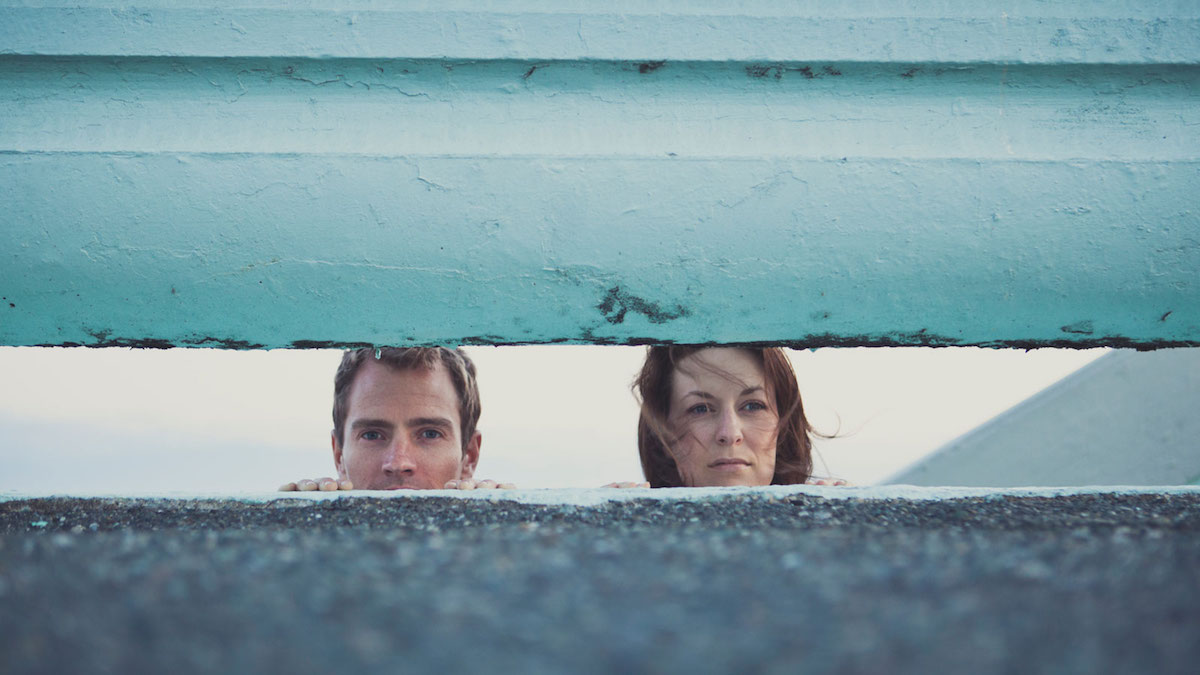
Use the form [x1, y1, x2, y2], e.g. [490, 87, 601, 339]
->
[280, 346, 512, 491]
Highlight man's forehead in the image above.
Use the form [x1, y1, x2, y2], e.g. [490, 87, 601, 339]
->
[348, 359, 462, 422]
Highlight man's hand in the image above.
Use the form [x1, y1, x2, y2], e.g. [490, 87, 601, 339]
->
[602, 481, 651, 488]
[443, 478, 516, 490]
[278, 477, 353, 492]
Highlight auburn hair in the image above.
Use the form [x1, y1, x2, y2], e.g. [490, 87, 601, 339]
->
[633, 346, 813, 487]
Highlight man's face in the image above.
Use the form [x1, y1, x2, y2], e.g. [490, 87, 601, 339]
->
[333, 359, 480, 490]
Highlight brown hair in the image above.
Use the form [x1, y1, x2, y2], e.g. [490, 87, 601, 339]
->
[332, 347, 481, 450]
[633, 346, 813, 487]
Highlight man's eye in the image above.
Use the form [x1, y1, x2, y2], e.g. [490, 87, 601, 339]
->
[419, 429, 444, 440]
[361, 430, 383, 441]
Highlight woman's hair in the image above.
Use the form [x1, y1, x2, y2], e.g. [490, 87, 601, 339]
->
[632, 346, 814, 487]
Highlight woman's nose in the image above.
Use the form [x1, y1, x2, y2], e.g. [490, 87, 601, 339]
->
[715, 408, 743, 446]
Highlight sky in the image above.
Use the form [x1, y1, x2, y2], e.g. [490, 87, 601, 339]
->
[0, 345, 1108, 495]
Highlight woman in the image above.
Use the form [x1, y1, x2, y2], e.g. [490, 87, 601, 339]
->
[632, 346, 840, 487]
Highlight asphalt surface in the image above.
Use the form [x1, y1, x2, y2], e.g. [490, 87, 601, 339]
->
[2, 492, 1199, 674]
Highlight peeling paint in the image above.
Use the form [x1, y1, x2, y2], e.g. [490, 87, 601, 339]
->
[190, 337, 266, 350]
[1060, 321, 1096, 335]
[745, 64, 775, 79]
[86, 337, 176, 349]
[25, 336, 1200, 351]
[636, 61, 665, 74]
[289, 340, 374, 350]
[744, 64, 843, 81]
[596, 286, 689, 325]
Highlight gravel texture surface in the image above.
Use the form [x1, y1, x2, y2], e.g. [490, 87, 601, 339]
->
[2, 492, 1199, 674]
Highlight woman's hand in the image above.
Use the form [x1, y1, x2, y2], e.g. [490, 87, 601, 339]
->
[602, 481, 651, 488]
[443, 478, 516, 490]
[278, 477, 353, 492]
[806, 477, 851, 486]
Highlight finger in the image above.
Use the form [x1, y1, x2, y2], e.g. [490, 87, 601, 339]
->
[498, 482, 516, 489]
[297, 479, 318, 491]
[278, 482, 298, 492]
[456, 479, 477, 491]
[318, 477, 339, 491]
[444, 479, 460, 489]
[338, 479, 354, 491]
[476, 479, 498, 490]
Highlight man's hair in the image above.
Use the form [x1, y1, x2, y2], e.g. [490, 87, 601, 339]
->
[332, 347, 481, 451]
[632, 346, 814, 487]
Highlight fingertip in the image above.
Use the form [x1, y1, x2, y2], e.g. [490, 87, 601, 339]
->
[339, 479, 354, 491]
[278, 482, 297, 492]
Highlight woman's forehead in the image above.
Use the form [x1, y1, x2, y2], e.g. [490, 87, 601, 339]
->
[671, 348, 766, 395]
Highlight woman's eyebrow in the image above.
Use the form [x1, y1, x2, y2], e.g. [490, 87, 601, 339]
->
[740, 386, 765, 396]
[682, 391, 715, 400]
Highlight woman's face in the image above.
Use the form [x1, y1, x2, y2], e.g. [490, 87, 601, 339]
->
[666, 348, 779, 487]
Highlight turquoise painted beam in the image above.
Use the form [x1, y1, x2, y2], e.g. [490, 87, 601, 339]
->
[2, 3, 1198, 348]
[3, 2, 1198, 64]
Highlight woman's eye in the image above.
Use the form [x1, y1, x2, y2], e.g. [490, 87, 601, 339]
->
[742, 401, 768, 412]
[361, 430, 383, 441]
[687, 404, 711, 415]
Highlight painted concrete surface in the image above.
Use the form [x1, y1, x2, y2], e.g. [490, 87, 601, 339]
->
[888, 348, 1200, 486]
[2, 3, 1198, 348]
[4, 2, 1199, 63]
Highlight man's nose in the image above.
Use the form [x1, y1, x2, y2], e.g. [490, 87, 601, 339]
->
[714, 407, 743, 446]
[382, 440, 417, 474]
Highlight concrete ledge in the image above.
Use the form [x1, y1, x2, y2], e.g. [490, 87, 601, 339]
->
[4, 487, 1200, 531]
[6, 483, 1200, 505]
[3, 489, 1199, 673]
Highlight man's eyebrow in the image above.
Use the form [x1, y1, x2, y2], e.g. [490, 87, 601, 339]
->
[351, 418, 395, 430]
[407, 417, 454, 429]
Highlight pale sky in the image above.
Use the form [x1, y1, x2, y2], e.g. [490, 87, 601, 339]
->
[0, 345, 1107, 495]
